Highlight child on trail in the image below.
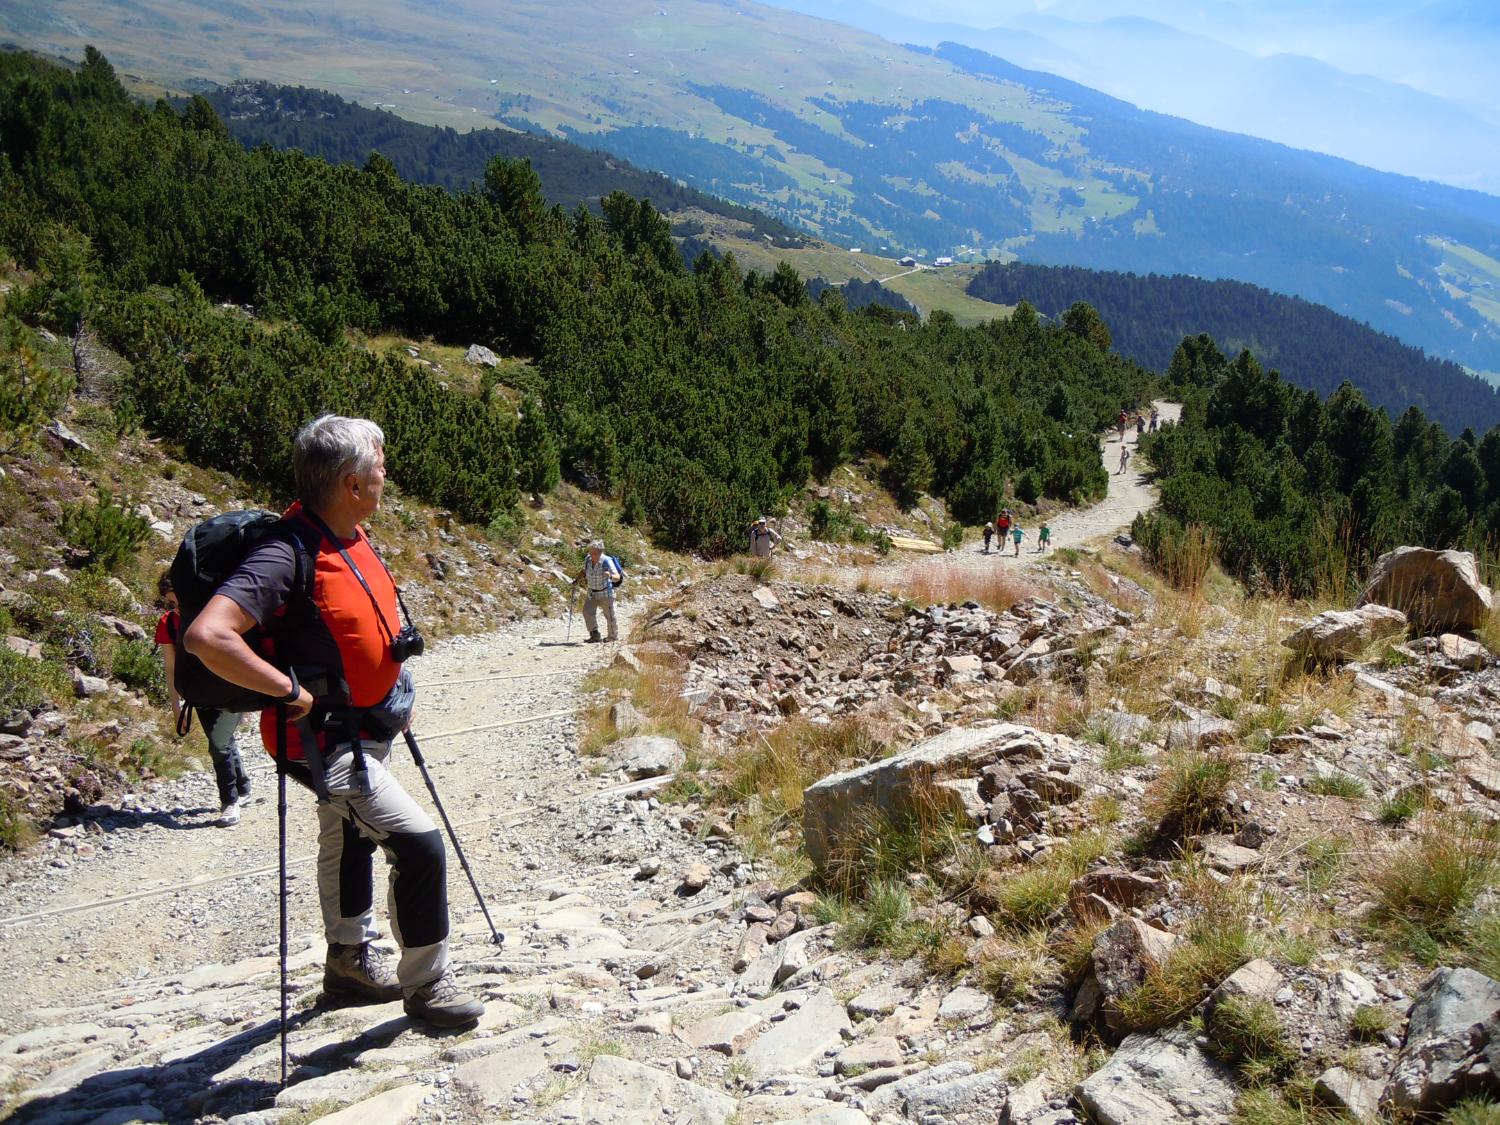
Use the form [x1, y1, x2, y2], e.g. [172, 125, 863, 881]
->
[1038, 522, 1051, 553]
[1118, 445, 1131, 474]
[1011, 523, 1024, 556]
[154, 573, 250, 825]
[982, 521, 993, 554]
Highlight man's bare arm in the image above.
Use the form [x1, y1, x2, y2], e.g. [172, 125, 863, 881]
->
[183, 594, 313, 718]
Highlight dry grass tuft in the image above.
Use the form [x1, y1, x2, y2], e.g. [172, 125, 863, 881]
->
[893, 560, 1038, 614]
[1143, 750, 1240, 842]
[578, 658, 701, 757]
[1368, 818, 1500, 959]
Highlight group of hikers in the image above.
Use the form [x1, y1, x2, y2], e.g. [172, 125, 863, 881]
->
[984, 508, 1051, 556]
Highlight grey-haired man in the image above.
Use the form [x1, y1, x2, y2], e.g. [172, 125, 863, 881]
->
[572, 540, 620, 643]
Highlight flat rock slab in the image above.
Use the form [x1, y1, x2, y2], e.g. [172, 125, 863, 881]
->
[308, 1083, 428, 1124]
[1075, 1030, 1238, 1125]
[847, 983, 907, 1019]
[835, 1036, 903, 1073]
[679, 1009, 765, 1056]
[937, 985, 993, 1024]
[742, 989, 851, 1080]
[275, 1068, 390, 1111]
[546, 1054, 736, 1123]
[454, 1031, 578, 1105]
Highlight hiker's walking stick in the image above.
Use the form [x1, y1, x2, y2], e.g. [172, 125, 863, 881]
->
[401, 729, 503, 946]
[274, 704, 290, 1090]
[566, 584, 577, 643]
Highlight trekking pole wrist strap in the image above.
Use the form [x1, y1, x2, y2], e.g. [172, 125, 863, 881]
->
[277, 667, 301, 704]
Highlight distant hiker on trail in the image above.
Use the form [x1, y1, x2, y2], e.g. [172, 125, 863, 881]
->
[983, 520, 994, 554]
[1149, 407, 1160, 433]
[1117, 409, 1128, 442]
[572, 539, 622, 643]
[1136, 414, 1146, 438]
[749, 516, 781, 559]
[155, 573, 249, 826]
[996, 509, 1012, 546]
[184, 414, 484, 1029]
[1038, 522, 1051, 553]
[1011, 522, 1024, 556]
[1118, 445, 1131, 474]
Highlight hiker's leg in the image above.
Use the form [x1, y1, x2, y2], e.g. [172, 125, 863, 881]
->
[317, 798, 378, 947]
[207, 710, 251, 800]
[582, 595, 599, 637]
[200, 708, 239, 807]
[602, 596, 618, 642]
[326, 742, 448, 993]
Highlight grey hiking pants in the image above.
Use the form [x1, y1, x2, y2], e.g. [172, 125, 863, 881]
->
[583, 590, 617, 641]
[315, 739, 449, 994]
[200, 709, 250, 806]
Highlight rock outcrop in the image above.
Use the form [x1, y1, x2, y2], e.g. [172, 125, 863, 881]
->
[1359, 547, 1492, 634]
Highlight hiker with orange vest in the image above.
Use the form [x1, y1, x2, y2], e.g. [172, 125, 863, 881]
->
[184, 415, 483, 1029]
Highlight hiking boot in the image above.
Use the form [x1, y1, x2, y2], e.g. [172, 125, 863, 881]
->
[323, 942, 402, 1003]
[586, 631, 602, 643]
[219, 798, 241, 826]
[404, 971, 484, 1028]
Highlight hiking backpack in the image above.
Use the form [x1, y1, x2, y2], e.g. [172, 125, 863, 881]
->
[606, 555, 625, 587]
[167, 510, 315, 713]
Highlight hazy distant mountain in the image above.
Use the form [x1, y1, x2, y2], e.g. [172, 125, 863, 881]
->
[767, 0, 1500, 195]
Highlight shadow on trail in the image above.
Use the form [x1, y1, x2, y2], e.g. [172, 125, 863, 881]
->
[536, 639, 585, 648]
[81, 806, 228, 834]
[8, 995, 471, 1123]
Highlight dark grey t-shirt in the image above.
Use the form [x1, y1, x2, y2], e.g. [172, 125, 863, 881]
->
[216, 537, 299, 629]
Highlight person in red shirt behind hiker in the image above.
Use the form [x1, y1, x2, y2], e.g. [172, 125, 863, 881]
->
[154, 573, 250, 825]
[184, 415, 483, 1029]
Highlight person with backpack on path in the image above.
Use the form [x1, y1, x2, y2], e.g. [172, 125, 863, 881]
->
[982, 520, 994, 554]
[572, 539, 622, 643]
[995, 509, 1012, 549]
[1119, 445, 1131, 474]
[155, 573, 250, 825]
[183, 415, 484, 1029]
[1038, 521, 1051, 553]
[749, 516, 781, 559]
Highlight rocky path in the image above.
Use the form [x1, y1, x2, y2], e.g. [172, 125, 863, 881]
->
[0, 598, 1039, 1125]
[1040, 401, 1181, 551]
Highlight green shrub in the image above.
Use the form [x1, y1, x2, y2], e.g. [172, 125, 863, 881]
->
[0, 316, 73, 453]
[111, 637, 165, 702]
[809, 499, 858, 542]
[1443, 1097, 1500, 1125]
[1132, 513, 1216, 591]
[940, 521, 965, 551]
[0, 646, 67, 712]
[60, 485, 150, 572]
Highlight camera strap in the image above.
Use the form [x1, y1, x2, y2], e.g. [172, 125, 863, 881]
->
[299, 508, 404, 645]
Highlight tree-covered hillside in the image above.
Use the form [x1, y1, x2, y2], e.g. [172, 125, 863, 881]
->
[1138, 337, 1500, 596]
[0, 49, 1152, 554]
[200, 82, 807, 248]
[5, 0, 1500, 376]
[967, 262, 1500, 434]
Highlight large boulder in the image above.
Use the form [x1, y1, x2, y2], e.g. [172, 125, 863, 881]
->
[615, 735, 685, 779]
[1282, 605, 1408, 664]
[1384, 966, 1500, 1113]
[1075, 1028, 1239, 1125]
[802, 723, 1051, 870]
[1359, 547, 1492, 634]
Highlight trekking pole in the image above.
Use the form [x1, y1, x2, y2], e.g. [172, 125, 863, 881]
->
[565, 585, 577, 643]
[274, 705, 290, 1090]
[400, 729, 503, 945]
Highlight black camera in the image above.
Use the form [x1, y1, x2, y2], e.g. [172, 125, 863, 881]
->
[391, 624, 425, 663]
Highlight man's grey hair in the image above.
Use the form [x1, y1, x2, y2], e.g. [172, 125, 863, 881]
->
[294, 415, 385, 508]
[588, 539, 604, 551]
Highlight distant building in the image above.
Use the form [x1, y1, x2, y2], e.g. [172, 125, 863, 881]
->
[897, 255, 917, 267]
[933, 256, 954, 267]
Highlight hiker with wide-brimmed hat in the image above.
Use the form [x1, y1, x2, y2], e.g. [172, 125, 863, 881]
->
[749, 516, 781, 559]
